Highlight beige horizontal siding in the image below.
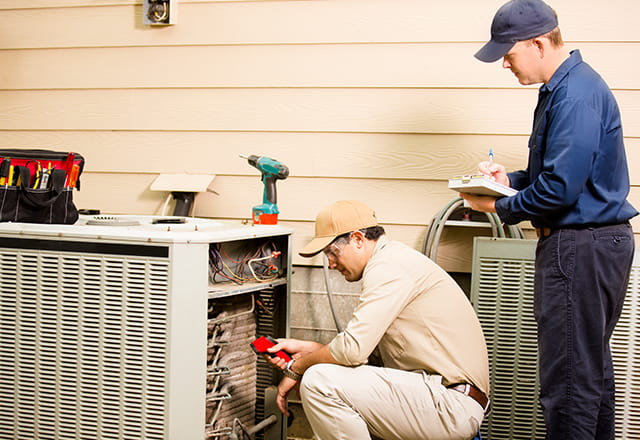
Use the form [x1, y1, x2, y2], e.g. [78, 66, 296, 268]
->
[2, 130, 639, 182]
[1, 43, 638, 90]
[1, 88, 639, 136]
[73, 174, 462, 222]
[0, 0, 253, 7]
[1, 0, 639, 49]
[1, 0, 639, 268]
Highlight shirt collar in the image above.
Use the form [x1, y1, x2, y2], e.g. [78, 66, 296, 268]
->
[372, 234, 389, 255]
[540, 49, 582, 93]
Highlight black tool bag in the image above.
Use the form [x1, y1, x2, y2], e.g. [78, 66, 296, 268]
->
[0, 149, 84, 224]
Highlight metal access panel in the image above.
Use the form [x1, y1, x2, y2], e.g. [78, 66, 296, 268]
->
[470, 237, 640, 440]
[610, 247, 640, 440]
[0, 217, 292, 440]
[470, 238, 543, 439]
[0, 235, 206, 440]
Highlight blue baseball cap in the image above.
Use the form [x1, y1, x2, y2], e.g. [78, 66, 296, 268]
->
[475, 0, 558, 63]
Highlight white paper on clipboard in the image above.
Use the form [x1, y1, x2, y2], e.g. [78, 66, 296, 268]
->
[448, 175, 517, 198]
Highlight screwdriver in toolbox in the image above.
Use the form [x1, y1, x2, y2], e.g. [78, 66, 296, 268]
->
[64, 152, 75, 186]
[67, 164, 80, 188]
[7, 165, 14, 187]
[39, 162, 52, 189]
[0, 158, 10, 185]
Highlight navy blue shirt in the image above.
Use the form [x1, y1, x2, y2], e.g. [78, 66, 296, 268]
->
[495, 50, 638, 228]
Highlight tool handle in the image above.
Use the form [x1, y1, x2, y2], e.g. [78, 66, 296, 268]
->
[263, 175, 278, 205]
[250, 336, 292, 362]
[0, 158, 10, 183]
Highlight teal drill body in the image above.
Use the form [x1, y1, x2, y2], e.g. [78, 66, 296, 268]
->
[243, 155, 289, 224]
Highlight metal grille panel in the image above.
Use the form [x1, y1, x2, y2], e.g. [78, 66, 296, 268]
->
[611, 258, 640, 440]
[0, 248, 169, 440]
[471, 237, 640, 440]
[471, 241, 544, 440]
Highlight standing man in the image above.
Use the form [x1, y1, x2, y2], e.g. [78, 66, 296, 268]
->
[266, 200, 489, 440]
[463, 1, 637, 439]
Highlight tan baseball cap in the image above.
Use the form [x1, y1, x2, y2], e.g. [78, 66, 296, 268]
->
[299, 200, 378, 258]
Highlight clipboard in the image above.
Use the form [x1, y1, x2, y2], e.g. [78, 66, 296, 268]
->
[448, 175, 517, 197]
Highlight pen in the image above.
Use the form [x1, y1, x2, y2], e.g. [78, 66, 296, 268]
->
[488, 148, 494, 166]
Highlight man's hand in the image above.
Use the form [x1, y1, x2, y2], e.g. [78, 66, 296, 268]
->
[479, 160, 509, 186]
[263, 340, 342, 416]
[459, 193, 498, 213]
[465, 159, 512, 212]
[276, 376, 298, 416]
[264, 338, 323, 369]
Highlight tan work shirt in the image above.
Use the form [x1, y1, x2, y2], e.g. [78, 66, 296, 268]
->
[328, 235, 490, 395]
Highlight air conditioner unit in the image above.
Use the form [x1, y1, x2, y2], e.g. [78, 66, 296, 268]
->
[470, 237, 640, 440]
[0, 216, 292, 440]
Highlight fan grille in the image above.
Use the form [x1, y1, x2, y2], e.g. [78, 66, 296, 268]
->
[0, 249, 170, 440]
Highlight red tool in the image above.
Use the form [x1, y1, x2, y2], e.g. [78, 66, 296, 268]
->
[64, 152, 76, 186]
[68, 164, 80, 188]
[250, 336, 292, 362]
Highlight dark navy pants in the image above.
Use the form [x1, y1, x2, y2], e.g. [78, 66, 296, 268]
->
[534, 223, 634, 440]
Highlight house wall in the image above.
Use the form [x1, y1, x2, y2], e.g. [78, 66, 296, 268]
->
[1, 2, 638, 436]
[1, 0, 638, 283]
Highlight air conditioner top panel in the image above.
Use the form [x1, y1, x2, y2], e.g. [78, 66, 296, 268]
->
[0, 215, 293, 244]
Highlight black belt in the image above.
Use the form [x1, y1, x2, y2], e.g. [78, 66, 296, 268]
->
[448, 383, 490, 413]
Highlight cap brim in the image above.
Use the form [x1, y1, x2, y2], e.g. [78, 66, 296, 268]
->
[298, 235, 336, 258]
[474, 40, 515, 63]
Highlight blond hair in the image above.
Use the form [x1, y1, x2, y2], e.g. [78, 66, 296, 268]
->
[542, 27, 564, 48]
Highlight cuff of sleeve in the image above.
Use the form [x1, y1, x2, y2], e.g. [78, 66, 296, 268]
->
[494, 197, 509, 222]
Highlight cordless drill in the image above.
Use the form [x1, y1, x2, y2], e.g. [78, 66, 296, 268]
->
[240, 154, 289, 225]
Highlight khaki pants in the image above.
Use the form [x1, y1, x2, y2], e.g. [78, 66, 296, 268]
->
[298, 364, 484, 440]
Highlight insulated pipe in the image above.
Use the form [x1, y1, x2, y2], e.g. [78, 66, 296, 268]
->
[427, 198, 508, 263]
[428, 198, 465, 262]
[423, 197, 460, 257]
[244, 414, 279, 437]
[423, 197, 523, 262]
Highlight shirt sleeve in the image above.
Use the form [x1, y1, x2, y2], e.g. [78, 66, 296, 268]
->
[507, 169, 530, 191]
[496, 97, 601, 225]
[329, 256, 415, 366]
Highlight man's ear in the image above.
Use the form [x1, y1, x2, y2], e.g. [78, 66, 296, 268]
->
[350, 230, 366, 248]
[532, 38, 545, 58]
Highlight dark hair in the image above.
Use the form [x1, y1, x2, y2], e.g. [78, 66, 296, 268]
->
[361, 226, 385, 240]
[331, 226, 386, 246]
